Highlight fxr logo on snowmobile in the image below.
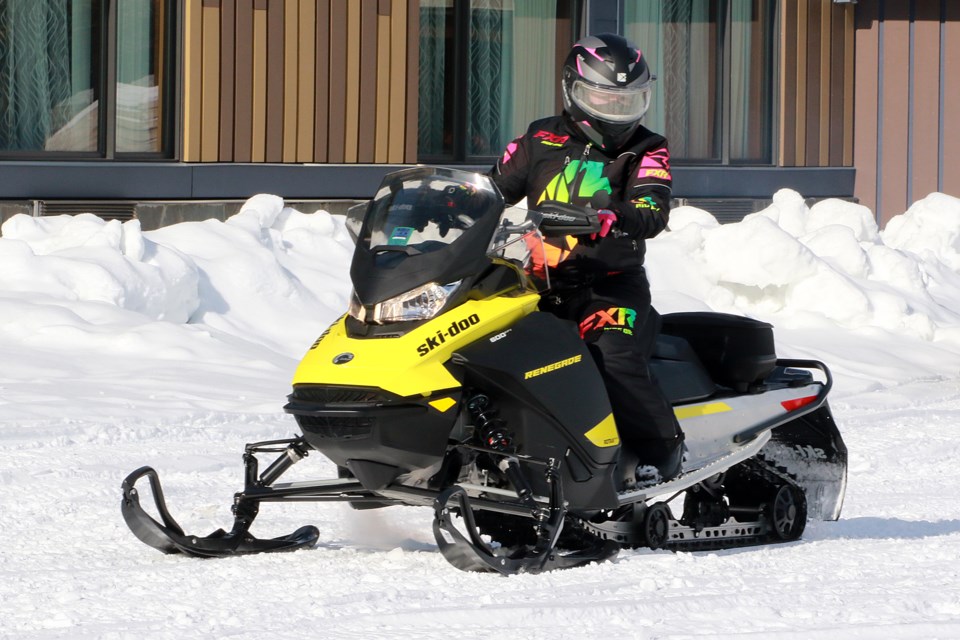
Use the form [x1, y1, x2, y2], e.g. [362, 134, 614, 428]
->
[417, 314, 481, 356]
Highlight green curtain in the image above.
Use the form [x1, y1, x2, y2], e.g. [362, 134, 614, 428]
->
[729, 0, 752, 161]
[626, 0, 717, 161]
[418, 0, 451, 157]
[0, 0, 94, 151]
[468, 0, 509, 156]
[510, 0, 555, 139]
[116, 0, 160, 152]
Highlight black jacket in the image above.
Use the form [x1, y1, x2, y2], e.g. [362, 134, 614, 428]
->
[490, 113, 671, 276]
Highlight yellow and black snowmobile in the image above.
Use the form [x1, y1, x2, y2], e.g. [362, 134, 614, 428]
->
[122, 166, 847, 575]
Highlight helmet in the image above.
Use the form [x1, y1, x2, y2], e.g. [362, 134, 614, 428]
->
[561, 33, 654, 150]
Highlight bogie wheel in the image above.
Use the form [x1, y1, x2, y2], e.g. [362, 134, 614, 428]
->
[768, 484, 807, 540]
[643, 503, 672, 550]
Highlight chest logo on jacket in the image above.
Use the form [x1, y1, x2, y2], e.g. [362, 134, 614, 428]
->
[539, 159, 611, 203]
[533, 130, 570, 147]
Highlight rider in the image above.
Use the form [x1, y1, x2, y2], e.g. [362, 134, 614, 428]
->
[490, 33, 684, 484]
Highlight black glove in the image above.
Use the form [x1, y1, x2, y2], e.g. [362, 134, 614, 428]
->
[606, 195, 669, 239]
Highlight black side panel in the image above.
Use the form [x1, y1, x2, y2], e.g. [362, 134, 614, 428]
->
[455, 313, 613, 458]
[453, 313, 621, 511]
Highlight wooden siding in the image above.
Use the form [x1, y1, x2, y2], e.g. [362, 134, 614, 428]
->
[853, 0, 960, 225]
[778, 0, 854, 169]
[181, 0, 418, 163]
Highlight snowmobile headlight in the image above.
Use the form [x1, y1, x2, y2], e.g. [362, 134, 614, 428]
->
[357, 281, 462, 324]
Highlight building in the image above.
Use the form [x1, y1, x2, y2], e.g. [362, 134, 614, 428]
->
[1, 0, 957, 229]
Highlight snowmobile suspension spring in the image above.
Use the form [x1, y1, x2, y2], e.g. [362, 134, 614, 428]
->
[258, 439, 311, 486]
[467, 393, 514, 452]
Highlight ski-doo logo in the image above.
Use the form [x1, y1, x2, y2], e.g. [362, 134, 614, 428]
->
[417, 314, 481, 356]
[308, 314, 344, 350]
[793, 444, 827, 460]
[539, 211, 578, 223]
[524, 354, 582, 379]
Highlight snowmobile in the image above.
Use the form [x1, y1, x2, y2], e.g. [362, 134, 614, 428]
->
[121, 166, 847, 575]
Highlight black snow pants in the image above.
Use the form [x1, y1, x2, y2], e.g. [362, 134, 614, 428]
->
[543, 270, 684, 472]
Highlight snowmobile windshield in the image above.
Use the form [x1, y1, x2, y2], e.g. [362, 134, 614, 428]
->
[362, 170, 498, 257]
[350, 167, 510, 308]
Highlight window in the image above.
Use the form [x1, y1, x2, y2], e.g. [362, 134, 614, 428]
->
[418, 0, 578, 163]
[0, 0, 175, 158]
[625, 0, 775, 164]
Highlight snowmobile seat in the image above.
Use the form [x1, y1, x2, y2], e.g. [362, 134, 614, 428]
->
[660, 312, 776, 392]
[651, 334, 716, 404]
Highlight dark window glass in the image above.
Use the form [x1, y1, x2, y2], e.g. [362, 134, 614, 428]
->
[625, 0, 775, 164]
[419, 0, 574, 163]
[0, 0, 101, 152]
[0, 0, 174, 158]
[116, 0, 171, 154]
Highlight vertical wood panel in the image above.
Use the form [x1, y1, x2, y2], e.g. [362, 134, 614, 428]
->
[828, 5, 844, 166]
[942, 2, 960, 194]
[297, 0, 316, 162]
[779, 0, 797, 166]
[404, 0, 419, 162]
[387, 0, 407, 162]
[824, 5, 847, 167]
[200, 0, 221, 162]
[853, 1, 879, 216]
[282, 0, 299, 162]
[219, 0, 236, 161]
[879, 3, 910, 221]
[252, 0, 268, 161]
[911, 1, 941, 203]
[843, 8, 854, 167]
[314, 0, 331, 162]
[803, 0, 821, 166]
[344, 1, 362, 162]
[183, 0, 203, 161]
[358, 0, 379, 162]
[265, 0, 285, 162]
[818, 4, 830, 166]
[327, 1, 347, 162]
[375, 10, 391, 162]
[795, 0, 808, 166]
[234, 0, 254, 162]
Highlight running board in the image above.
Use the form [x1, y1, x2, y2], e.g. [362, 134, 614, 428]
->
[616, 431, 772, 505]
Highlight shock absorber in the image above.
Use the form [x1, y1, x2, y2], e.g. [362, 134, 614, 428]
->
[467, 393, 514, 453]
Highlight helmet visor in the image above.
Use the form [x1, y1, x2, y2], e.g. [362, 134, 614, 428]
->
[570, 79, 652, 123]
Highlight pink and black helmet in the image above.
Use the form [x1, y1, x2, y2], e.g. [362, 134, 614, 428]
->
[561, 33, 654, 150]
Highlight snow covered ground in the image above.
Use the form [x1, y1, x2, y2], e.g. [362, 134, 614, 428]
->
[1, 189, 959, 639]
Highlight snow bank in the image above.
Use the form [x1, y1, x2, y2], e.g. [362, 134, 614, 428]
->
[3, 187, 960, 639]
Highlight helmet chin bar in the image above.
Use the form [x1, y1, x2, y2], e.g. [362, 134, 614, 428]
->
[571, 117, 641, 152]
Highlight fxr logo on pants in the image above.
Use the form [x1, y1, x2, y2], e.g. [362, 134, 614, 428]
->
[579, 307, 637, 338]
